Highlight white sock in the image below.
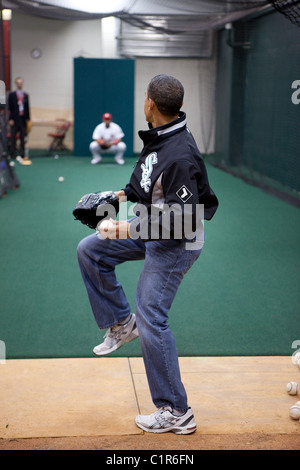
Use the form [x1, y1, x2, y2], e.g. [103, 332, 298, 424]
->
[118, 314, 132, 326]
[172, 408, 185, 417]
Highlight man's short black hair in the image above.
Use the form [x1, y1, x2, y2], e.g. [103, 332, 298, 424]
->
[147, 74, 184, 117]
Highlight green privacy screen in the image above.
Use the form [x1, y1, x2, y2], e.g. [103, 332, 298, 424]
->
[74, 58, 135, 157]
[212, 9, 300, 200]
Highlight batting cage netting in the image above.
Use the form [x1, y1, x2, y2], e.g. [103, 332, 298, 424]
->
[270, 0, 300, 26]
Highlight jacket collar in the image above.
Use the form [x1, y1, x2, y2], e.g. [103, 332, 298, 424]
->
[138, 111, 187, 144]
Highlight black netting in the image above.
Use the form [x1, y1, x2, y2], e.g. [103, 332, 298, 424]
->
[270, 0, 300, 26]
[2, 0, 271, 24]
[212, 10, 300, 206]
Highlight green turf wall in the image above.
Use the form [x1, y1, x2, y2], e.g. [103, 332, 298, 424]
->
[214, 9, 300, 193]
[73, 58, 135, 157]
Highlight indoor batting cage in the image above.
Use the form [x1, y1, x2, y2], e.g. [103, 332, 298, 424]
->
[0, 1, 300, 449]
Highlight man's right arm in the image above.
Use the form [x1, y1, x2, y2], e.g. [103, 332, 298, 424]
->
[114, 190, 126, 203]
[8, 92, 14, 125]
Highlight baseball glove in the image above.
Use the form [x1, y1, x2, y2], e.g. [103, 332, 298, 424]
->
[99, 139, 111, 149]
[72, 191, 119, 229]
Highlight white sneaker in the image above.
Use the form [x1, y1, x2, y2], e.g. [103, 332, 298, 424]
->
[114, 155, 125, 165]
[135, 406, 197, 435]
[91, 155, 102, 164]
[93, 313, 139, 356]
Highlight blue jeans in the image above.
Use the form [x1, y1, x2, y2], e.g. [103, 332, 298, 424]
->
[77, 231, 202, 413]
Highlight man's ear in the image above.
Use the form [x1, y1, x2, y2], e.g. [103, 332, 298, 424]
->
[148, 98, 155, 110]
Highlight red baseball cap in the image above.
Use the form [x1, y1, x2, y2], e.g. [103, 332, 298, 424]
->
[102, 113, 112, 120]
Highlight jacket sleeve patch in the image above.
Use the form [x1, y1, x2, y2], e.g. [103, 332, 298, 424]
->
[176, 185, 193, 203]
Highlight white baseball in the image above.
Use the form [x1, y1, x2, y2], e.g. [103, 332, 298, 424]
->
[292, 351, 300, 365]
[295, 352, 300, 361]
[286, 382, 299, 395]
[58, 176, 64, 182]
[289, 402, 300, 420]
[100, 219, 114, 231]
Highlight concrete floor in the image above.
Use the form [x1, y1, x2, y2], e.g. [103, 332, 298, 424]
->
[0, 356, 300, 440]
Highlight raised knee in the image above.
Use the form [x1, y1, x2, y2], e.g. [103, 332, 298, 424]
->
[89, 141, 99, 151]
[77, 235, 93, 260]
[77, 238, 86, 259]
[118, 141, 126, 152]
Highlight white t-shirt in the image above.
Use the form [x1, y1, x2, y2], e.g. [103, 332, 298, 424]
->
[92, 122, 124, 142]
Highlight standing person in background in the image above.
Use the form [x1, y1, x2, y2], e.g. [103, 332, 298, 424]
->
[89, 113, 126, 165]
[8, 77, 32, 165]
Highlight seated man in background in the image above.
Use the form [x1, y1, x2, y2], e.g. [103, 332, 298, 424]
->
[89, 113, 126, 165]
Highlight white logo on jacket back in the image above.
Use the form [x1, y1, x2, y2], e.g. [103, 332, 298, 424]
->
[140, 152, 158, 193]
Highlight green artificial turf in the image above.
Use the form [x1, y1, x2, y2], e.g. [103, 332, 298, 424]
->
[0, 155, 299, 358]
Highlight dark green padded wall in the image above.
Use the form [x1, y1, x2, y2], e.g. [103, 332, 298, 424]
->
[214, 10, 300, 192]
[74, 58, 135, 157]
[242, 13, 300, 190]
[214, 28, 233, 167]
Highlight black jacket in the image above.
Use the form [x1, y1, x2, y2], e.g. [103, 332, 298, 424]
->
[124, 111, 218, 241]
[8, 90, 30, 124]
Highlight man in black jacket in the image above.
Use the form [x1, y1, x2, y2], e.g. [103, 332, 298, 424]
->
[8, 77, 31, 164]
[77, 74, 218, 434]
